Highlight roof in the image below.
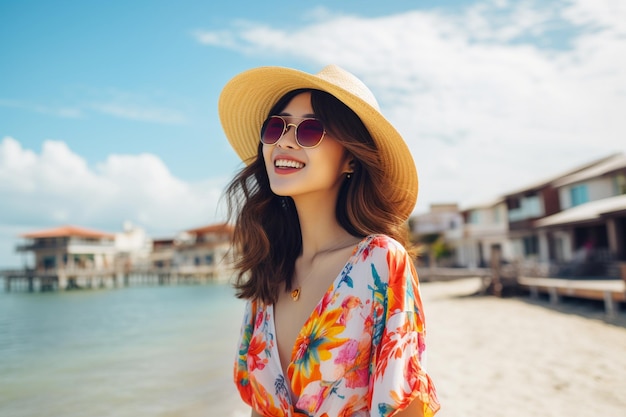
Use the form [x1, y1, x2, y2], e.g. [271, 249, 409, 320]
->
[502, 153, 622, 197]
[552, 153, 626, 188]
[462, 197, 506, 212]
[535, 194, 626, 228]
[185, 223, 234, 236]
[21, 225, 115, 239]
[152, 238, 175, 244]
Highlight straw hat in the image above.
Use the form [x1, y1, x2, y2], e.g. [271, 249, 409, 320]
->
[218, 64, 418, 221]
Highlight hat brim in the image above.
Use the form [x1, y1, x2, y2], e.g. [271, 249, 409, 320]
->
[218, 66, 418, 221]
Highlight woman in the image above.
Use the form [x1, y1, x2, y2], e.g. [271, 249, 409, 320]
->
[219, 65, 439, 417]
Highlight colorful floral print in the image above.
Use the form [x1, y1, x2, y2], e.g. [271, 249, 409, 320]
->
[234, 235, 440, 417]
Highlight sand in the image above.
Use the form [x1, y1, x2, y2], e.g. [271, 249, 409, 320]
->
[422, 278, 626, 417]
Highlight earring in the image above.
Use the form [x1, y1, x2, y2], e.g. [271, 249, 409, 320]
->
[347, 159, 355, 179]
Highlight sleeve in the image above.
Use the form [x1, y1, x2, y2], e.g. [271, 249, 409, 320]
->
[369, 240, 440, 417]
[233, 299, 255, 407]
[233, 302, 289, 417]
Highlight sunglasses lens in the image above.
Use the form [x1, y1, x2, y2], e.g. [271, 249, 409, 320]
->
[297, 119, 325, 147]
[261, 117, 285, 144]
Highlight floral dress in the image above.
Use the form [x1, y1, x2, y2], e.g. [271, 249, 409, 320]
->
[234, 234, 440, 417]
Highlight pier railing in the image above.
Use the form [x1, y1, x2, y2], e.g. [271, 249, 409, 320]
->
[0, 265, 234, 292]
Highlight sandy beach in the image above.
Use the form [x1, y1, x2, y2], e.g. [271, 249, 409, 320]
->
[422, 278, 626, 417]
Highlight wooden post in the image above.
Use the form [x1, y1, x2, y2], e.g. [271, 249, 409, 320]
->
[621, 263, 626, 298]
[549, 287, 559, 304]
[603, 291, 615, 318]
[490, 246, 502, 297]
[58, 272, 67, 290]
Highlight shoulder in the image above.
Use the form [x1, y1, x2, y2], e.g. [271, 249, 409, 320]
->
[359, 234, 410, 263]
[241, 298, 268, 327]
[358, 234, 418, 288]
[350, 234, 414, 287]
[368, 234, 406, 251]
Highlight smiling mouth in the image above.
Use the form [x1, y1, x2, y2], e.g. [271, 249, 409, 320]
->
[275, 159, 305, 169]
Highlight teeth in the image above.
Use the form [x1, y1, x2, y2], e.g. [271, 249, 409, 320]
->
[275, 159, 304, 169]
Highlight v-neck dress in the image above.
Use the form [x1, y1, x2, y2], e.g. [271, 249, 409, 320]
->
[234, 234, 440, 417]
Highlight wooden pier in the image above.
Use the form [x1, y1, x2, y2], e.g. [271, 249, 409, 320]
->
[416, 267, 492, 282]
[418, 265, 626, 318]
[518, 276, 626, 318]
[1, 266, 232, 292]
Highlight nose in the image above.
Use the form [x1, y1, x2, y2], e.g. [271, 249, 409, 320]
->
[275, 123, 299, 148]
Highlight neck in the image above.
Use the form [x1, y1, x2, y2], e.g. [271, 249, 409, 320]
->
[293, 194, 353, 262]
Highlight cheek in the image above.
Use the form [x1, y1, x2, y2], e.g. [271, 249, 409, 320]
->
[262, 146, 273, 170]
[320, 141, 350, 171]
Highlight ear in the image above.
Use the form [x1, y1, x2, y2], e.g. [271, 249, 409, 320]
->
[342, 156, 355, 174]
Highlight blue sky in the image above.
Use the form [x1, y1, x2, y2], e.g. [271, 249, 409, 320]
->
[1, 0, 625, 267]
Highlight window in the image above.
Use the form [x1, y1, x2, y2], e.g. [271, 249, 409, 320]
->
[508, 198, 520, 210]
[570, 184, 589, 207]
[508, 195, 543, 221]
[614, 173, 626, 195]
[493, 206, 501, 224]
[43, 256, 56, 269]
[523, 235, 538, 256]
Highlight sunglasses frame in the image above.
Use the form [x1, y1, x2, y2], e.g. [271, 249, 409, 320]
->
[260, 115, 327, 149]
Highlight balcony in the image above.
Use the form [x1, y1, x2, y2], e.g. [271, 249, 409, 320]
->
[16, 238, 115, 252]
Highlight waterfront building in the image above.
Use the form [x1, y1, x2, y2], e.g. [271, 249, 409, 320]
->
[114, 221, 153, 270]
[150, 238, 176, 270]
[501, 153, 621, 265]
[534, 153, 626, 277]
[410, 203, 463, 267]
[172, 223, 235, 281]
[16, 225, 116, 272]
[457, 198, 511, 268]
[410, 152, 626, 280]
[8, 222, 236, 291]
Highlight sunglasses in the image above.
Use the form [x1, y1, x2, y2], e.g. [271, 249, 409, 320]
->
[260, 116, 326, 148]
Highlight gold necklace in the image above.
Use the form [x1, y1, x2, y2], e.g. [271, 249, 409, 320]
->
[290, 265, 318, 301]
[290, 237, 359, 302]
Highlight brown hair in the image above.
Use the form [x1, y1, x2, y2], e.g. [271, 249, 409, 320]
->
[225, 89, 413, 304]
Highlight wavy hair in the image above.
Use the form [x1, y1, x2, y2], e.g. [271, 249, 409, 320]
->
[225, 89, 413, 304]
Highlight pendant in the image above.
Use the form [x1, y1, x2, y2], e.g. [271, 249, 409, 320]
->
[291, 288, 301, 301]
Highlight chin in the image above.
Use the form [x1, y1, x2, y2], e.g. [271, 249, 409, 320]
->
[268, 175, 303, 197]
[270, 185, 297, 197]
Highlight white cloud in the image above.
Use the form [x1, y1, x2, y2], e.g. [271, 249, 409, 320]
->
[0, 98, 82, 118]
[89, 102, 188, 124]
[0, 137, 228, 266]
[86, 86, 190, 124]
[197, 0, 626, 211]
[0, 89, 189, 125]
[562, 0, 626, 32]
[192, 29, 239, 48]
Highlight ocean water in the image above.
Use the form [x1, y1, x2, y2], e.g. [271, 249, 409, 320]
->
[0, 279, 251, 417]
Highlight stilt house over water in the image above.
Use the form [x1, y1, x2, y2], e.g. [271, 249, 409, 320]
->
[16, 225, 116, 272]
